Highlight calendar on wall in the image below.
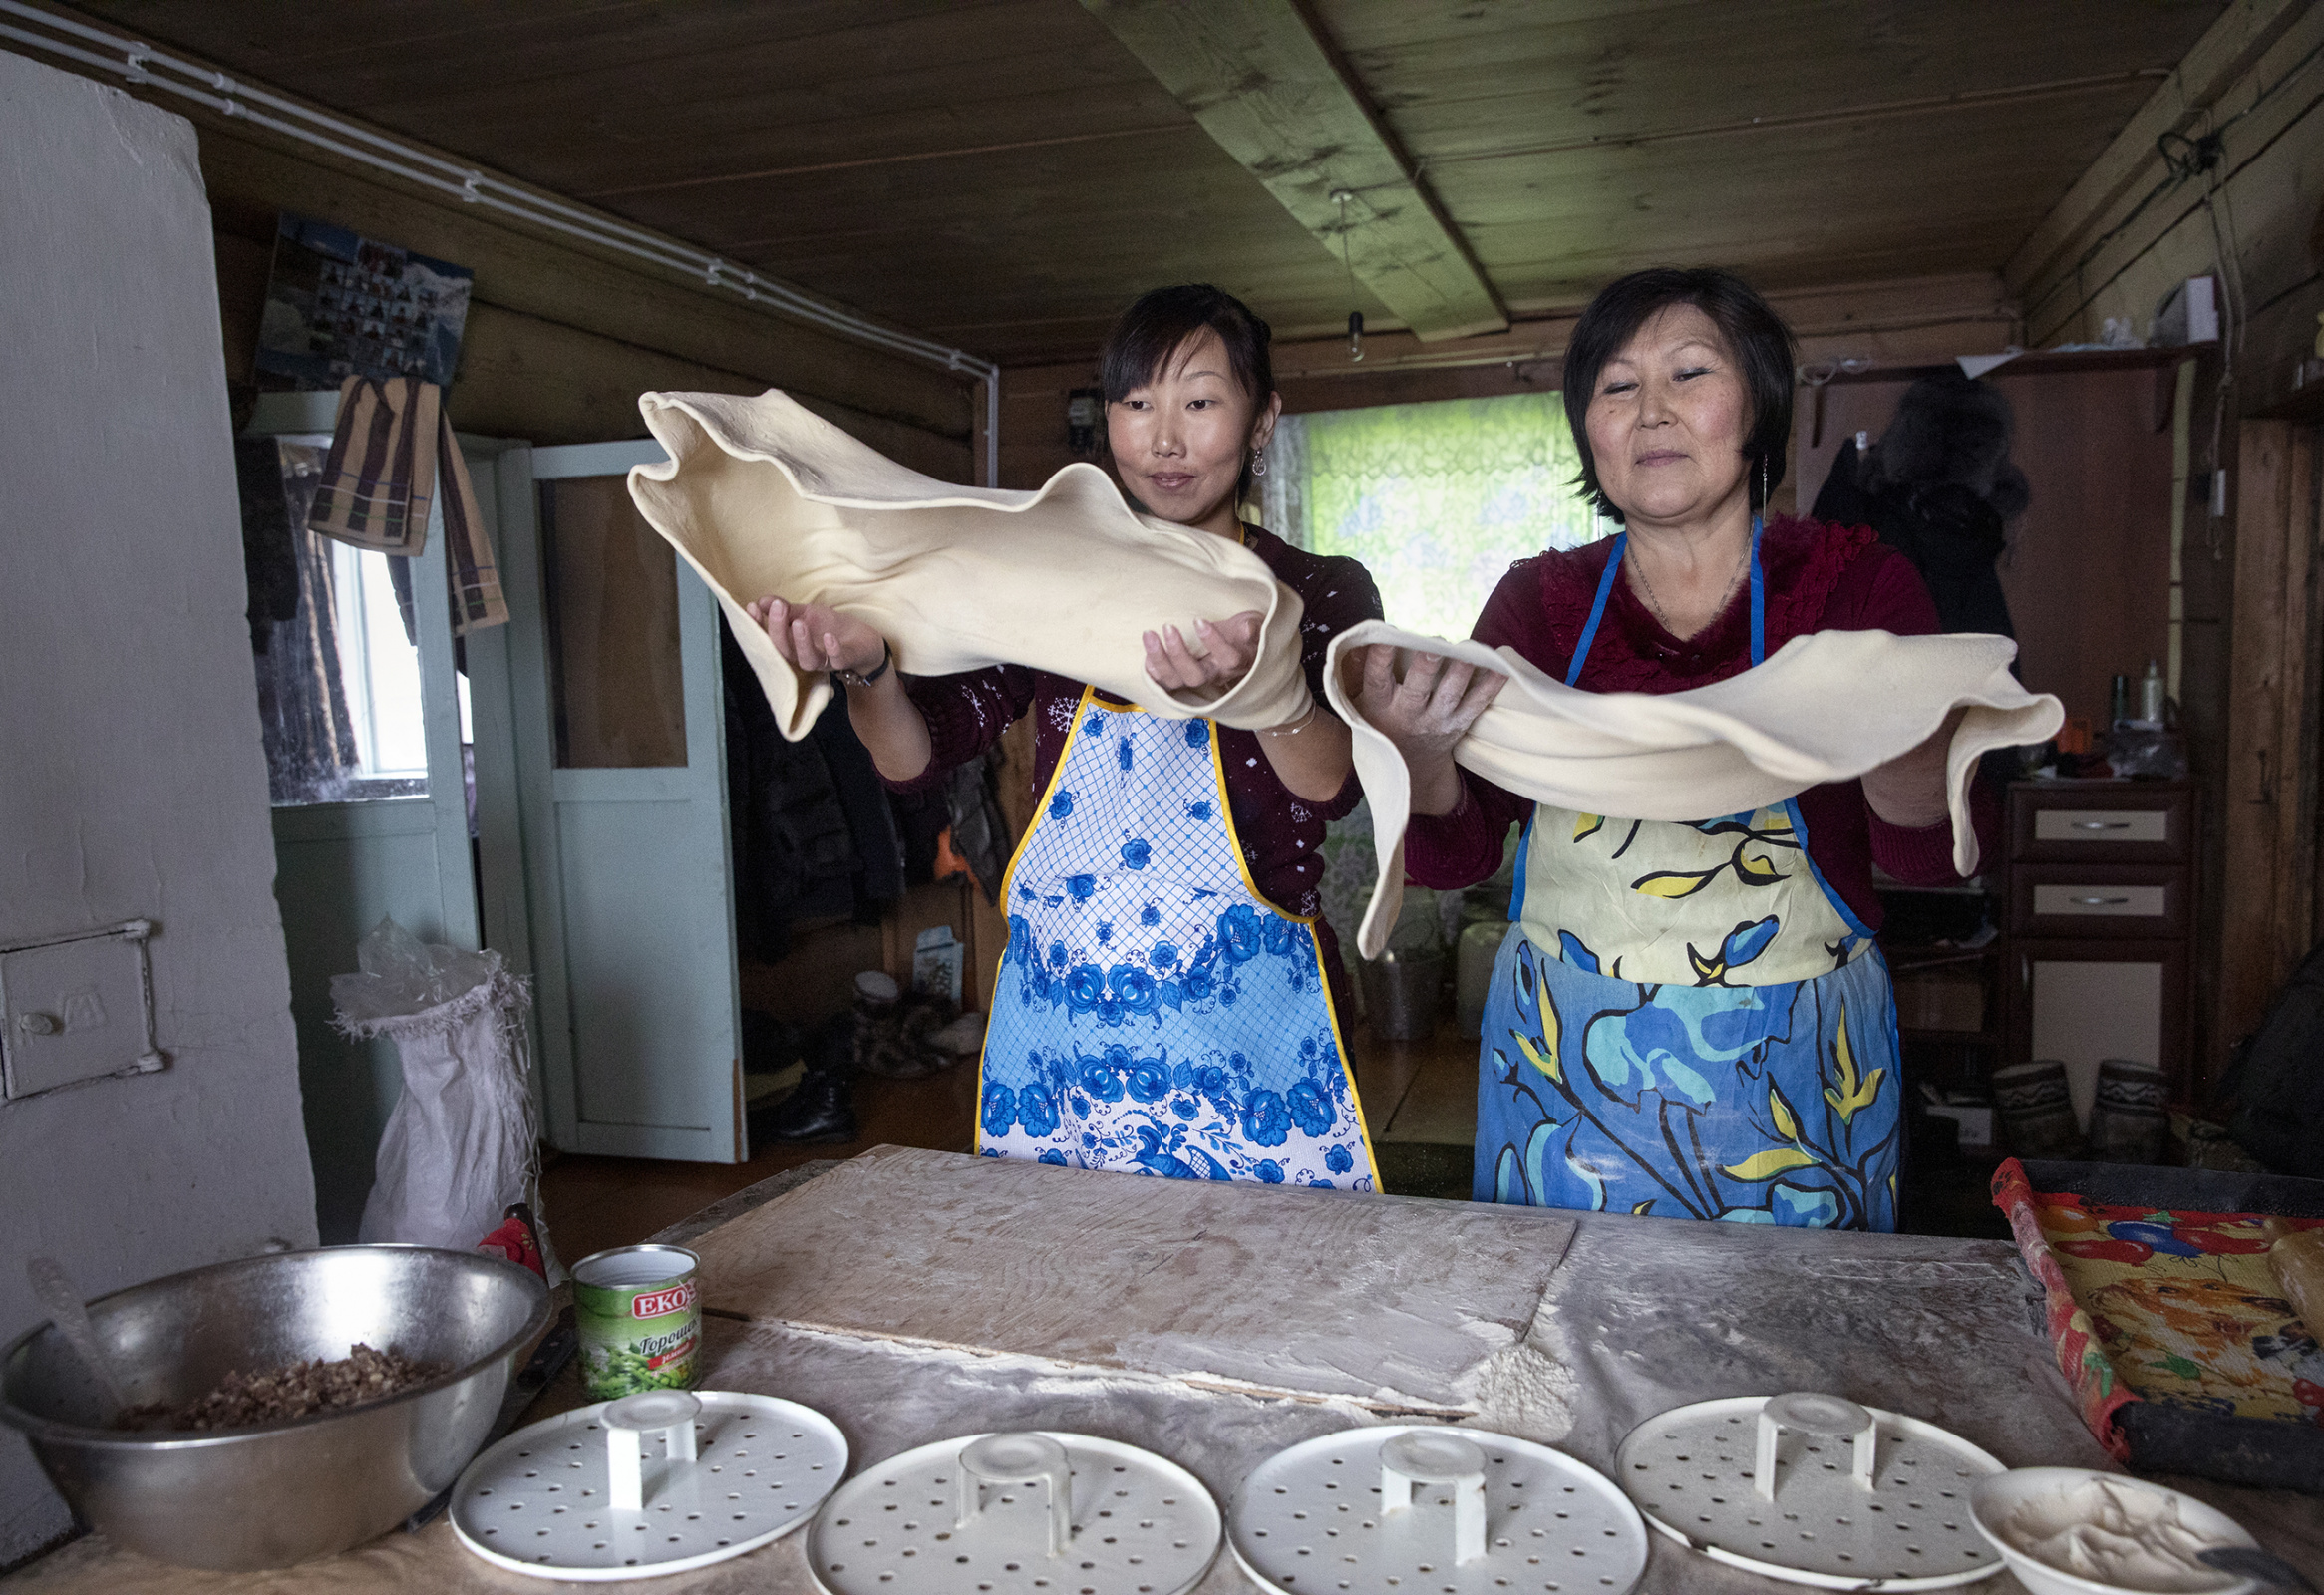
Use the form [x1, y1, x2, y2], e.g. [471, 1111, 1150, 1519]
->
[254, 213, 474, 392]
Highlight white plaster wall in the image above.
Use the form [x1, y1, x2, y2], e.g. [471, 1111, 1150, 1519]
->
[0, 52, 316, 1564]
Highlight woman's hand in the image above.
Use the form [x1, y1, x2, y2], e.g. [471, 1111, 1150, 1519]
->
[747, 595, 932, 782]
[1142, 610, 1263, 694]
[1345, 644, 1506, 815]
[1859, 707, 1964, 829]
[745, 595, 887, 678]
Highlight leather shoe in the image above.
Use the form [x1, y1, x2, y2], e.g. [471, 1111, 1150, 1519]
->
[754, 1074, 858, 1144]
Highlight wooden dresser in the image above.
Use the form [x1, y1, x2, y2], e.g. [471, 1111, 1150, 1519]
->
[2001, 780, 2198, 1124]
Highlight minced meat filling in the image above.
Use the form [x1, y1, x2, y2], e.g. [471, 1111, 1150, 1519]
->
[116, 1344, 444, 1432]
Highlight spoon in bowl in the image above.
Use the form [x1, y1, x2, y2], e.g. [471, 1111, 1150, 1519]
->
[2199, 1545, 2319, 1592]
[26, 1257, 127, 1416]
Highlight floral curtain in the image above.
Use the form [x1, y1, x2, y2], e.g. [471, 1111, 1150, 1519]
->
[1260, 392, 1599, 641]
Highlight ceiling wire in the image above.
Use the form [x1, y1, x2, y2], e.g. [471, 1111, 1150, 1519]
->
[0, 0, 1005, 483]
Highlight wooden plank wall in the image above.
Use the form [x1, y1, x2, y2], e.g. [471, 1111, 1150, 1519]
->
[998, 271, 2017, 495]
[2013, 3, 2324, 419]
[184, 120, 977, 473]
[2217, 420, 2322, 1080]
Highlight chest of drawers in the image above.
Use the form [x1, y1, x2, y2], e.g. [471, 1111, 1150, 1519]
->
[2001, 781, 2197, 1127]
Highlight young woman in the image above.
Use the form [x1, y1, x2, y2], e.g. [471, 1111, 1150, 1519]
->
[748, 284, 1384, 1189]
[1352, 267, 1983, 1229]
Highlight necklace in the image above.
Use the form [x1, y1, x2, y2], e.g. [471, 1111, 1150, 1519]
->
[1627, 541, 1748, 640]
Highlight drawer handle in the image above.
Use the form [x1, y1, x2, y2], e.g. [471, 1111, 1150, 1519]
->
[2071, 820, 2134, 830]
[2070, 895, 2134, 906]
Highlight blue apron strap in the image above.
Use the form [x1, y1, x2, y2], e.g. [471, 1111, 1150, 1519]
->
[1753, 518, 1872, 944]
[1567, 532, 1625, 687]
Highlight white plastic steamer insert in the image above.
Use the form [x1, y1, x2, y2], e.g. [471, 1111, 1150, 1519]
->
[1230, 1426, 1649, 1595]
[1614, 1393, 2006, 1590]
[450, 1390, 847, 1580]
[807, 1430, 1222, 1595]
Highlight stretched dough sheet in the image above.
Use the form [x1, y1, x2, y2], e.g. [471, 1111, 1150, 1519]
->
[1324, 621, 2064, 959]
[626, 389, 1312, 740]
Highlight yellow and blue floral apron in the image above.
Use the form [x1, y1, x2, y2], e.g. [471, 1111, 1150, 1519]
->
[977, 688, 1378, 1189]
[1477, 521, 1903, 1229]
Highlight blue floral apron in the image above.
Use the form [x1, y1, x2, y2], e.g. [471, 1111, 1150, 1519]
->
[977, 688, 1378, 1189]
[1476, 522, 1904, 1229]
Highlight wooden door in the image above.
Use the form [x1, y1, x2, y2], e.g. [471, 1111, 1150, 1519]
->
[2217, 420, 2324, 1076]
[496, 441, 746, 1163]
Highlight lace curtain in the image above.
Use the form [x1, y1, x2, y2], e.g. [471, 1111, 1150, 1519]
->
[1258, 392, 1599, 641]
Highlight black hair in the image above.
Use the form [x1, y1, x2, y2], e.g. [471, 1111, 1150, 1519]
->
[1099, 284, 1275, 500]
[1863, 370, 2032, 519]
[1561, 267, 1798, 525]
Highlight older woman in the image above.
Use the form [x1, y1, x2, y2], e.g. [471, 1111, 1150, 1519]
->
[747, 284, 1383, 1189]
[1354, 267, 1979, 1230]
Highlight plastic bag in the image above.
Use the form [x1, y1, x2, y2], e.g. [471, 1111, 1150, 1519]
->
[330, 918, 550, 1270]
[330, 915, 498, 1022]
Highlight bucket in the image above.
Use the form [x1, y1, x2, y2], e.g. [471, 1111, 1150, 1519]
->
[1455, 920, 1508, 1038]
[1360, 949, 1446, 1042]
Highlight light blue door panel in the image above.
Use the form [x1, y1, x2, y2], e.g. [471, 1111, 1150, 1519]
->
[498, 441, 744, 1163]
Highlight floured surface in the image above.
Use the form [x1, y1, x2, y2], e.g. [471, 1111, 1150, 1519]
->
[684, 1146, 1576, 1411]
[1323, 622, 2064, 957]
[15, 1167, 2323, 1594]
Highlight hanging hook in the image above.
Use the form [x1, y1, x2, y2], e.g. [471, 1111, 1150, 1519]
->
[1333, 190, 1364, 364]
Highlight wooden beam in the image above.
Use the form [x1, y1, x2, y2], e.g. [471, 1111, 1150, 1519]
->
[2217, 420, 2321, 1077]
[1079, 0, 1506, 341]
[2005, 0, 2308, 298]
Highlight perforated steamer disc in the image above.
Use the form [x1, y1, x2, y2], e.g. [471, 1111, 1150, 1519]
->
[1614, 1396, 2005, 1590]
[807, 1431, 1222, 1595]
[450, 1391, 847, 1580]
[1229, 1426, 1649, 1595]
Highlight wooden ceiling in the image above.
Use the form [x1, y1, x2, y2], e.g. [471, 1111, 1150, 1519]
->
[66, 0, 2228, 365]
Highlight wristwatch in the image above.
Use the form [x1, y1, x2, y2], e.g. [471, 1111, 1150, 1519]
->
[833, 642, 892, 689]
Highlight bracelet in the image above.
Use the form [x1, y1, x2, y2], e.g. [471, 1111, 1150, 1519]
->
[1259, 703, 1322, 738]
[833, 641, 891, 689]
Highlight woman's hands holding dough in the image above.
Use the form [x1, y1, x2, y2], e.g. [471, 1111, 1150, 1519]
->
[1346, 643, 1507, 816]
[747, 595, 889, 678]
[1142, 610, 1264, 696]
[747, 594, 933, 785]
[1857, 705, 1964, 830]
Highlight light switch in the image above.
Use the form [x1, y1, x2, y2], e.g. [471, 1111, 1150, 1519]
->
[1, 920, 164, 1100]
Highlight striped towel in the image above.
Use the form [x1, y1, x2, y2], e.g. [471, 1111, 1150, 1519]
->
[308, 376, 506, 633]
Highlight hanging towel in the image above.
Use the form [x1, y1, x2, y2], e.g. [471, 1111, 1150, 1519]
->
[308, 375, 507, 632]
[308, 375, 438, 554]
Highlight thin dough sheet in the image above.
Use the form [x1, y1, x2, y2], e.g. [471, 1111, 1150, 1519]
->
[626, 389, 1312, 739]
[1324, 621, 2064, 959]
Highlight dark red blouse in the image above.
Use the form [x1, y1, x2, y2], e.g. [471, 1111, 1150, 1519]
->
[1405, 515, 1993, 928]
[890, 523, 1382, 1010]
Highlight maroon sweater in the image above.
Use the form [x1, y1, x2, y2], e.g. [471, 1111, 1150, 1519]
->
[891, 524, 1382, 1014]
[1406, 515, 1992, 928]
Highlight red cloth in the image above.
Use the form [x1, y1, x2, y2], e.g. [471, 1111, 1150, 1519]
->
[1404, 514, 1998, 931]
[892, 523, 1382, 1019]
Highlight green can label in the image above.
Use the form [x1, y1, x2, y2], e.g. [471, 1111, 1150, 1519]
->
[572, 1245, 701, 1398]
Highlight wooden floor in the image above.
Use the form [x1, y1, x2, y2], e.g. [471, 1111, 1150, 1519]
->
[539, 1019, 1482, 1265]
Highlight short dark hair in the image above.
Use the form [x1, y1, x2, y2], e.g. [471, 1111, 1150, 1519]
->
[1099, 283, 1274, 407]
[1561, 267, 1797, 525]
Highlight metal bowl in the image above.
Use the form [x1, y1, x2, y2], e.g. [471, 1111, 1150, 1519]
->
[0, 1245, 549, 1570]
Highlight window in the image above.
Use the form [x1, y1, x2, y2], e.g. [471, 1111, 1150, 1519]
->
[1260, 392, 1597, 640]
[327, 541, 428, 779]
[245, 439, 430, 804]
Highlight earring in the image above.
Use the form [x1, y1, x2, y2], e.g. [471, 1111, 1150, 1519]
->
[1758, 455, 1770, 515]
[1250, 445, 1268, 478]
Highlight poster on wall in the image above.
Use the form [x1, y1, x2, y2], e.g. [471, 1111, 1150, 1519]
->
[254, 213, 473, 392]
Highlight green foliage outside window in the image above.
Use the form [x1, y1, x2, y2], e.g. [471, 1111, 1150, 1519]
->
[1279, 392, 1600, 641]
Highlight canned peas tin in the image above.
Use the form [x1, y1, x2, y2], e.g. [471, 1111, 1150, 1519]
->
[570, 1244, 701, 1398]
